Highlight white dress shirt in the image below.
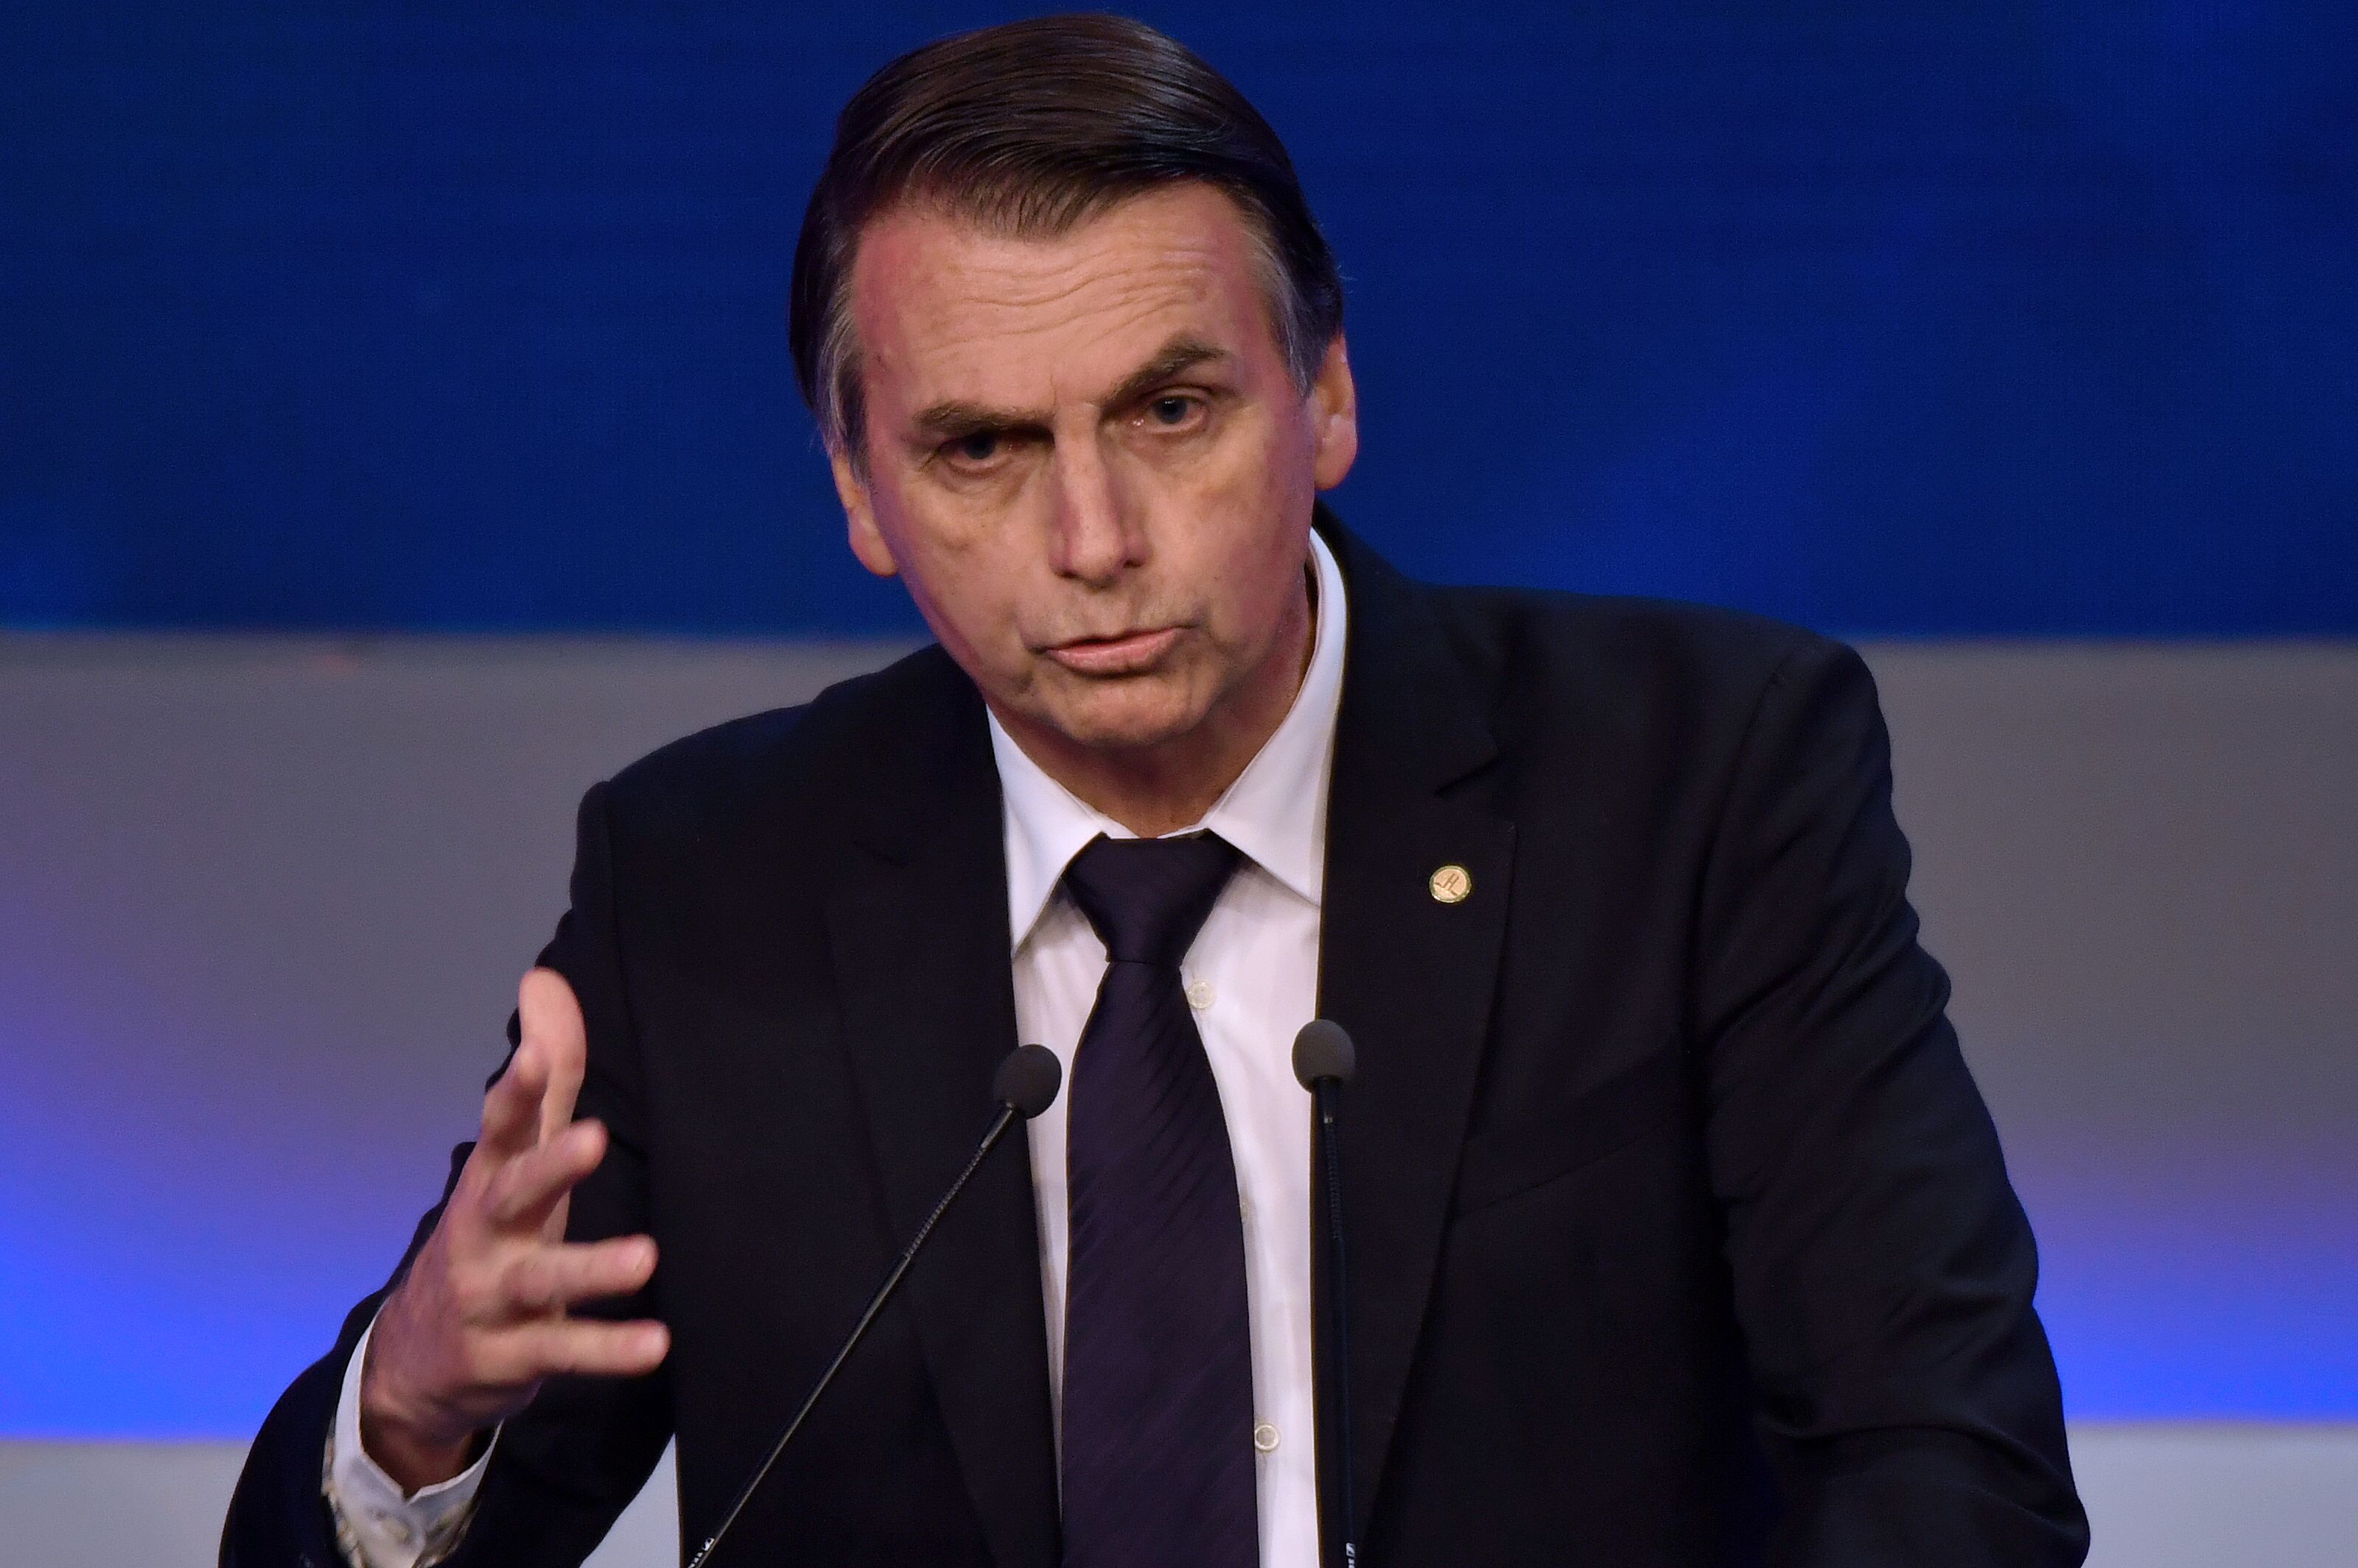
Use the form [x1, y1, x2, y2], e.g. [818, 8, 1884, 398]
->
[327, 531, 1347, 1568]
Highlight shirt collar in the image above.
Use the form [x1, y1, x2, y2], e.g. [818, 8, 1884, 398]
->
[990, 528, 1349, 951]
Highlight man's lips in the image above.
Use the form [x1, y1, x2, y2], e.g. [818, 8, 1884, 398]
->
[1043, 626, 1183, 676]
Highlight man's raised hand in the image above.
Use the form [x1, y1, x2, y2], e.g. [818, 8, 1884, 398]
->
[358, 968, 669, 1491]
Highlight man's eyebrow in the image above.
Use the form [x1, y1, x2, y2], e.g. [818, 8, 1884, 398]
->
[904, 335, 1234, 444]
[1099, 335, 1232, 410]
[909, 398, 1040, 443]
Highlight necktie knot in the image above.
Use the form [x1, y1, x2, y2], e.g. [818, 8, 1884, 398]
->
[1062, 832, 1241, 968]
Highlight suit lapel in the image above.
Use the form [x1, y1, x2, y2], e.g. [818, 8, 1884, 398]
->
[1317, 517, 1516, 1536]
[822, 652, 1061, 1568]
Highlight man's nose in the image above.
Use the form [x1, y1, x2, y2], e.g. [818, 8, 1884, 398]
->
[1046, 435, 1147, 587]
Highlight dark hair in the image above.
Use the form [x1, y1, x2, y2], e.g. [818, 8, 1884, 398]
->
[788, 13, 1345, 458]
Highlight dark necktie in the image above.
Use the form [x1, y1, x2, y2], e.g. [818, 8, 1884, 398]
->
[1059, 831, 1259, 1568]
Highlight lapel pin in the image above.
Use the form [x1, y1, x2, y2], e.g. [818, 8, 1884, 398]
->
[1429, 864, 1472, 904]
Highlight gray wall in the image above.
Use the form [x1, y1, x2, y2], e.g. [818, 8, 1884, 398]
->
[3, 634, 2354, 1561]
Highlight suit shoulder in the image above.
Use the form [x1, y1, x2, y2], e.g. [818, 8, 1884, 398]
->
[1408, 584, 1885, 845]
[1425, 584, 1853, 721]
[596, 643, 965, 842]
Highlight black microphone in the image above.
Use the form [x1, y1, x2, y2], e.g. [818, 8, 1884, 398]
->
[1292, 1020, 1360, 1568]
[686, 1043, 1063, 1568]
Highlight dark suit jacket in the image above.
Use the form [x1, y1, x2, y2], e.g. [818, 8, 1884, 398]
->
[225, 515, 2088, 1567]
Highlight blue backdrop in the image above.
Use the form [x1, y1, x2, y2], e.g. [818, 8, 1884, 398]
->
[4, 1, 2352, 636]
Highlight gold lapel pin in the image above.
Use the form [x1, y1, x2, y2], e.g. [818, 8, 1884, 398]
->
[1429, 864, 1472, 904]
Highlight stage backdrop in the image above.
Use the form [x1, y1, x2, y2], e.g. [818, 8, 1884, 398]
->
[3, 1, 2353, 637]
[4, 0, 2354, 1454]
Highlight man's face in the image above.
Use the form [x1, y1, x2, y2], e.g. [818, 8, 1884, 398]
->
[830, 183, 1357, 758]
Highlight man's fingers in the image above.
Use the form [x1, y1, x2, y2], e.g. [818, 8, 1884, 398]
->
[486, 1315, 671, 1384]
[475, 967, 587, 1172]
[483, 1119, 608, 1230]
[477, 1033, 550, 1159]
[517, 968, 588, 1145]
[497, 1234, 659, 1315]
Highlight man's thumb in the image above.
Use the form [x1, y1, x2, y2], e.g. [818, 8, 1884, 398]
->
[517, 967, 588, 1143]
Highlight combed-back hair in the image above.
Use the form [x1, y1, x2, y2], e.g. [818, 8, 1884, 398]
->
[788, 13, 1345, 460]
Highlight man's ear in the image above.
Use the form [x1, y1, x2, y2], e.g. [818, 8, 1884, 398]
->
[830, 447, 900, 578]
[1309, 334, 1359, 491]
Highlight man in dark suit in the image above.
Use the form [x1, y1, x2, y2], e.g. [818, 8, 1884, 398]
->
[225, 15, 2088, 1567]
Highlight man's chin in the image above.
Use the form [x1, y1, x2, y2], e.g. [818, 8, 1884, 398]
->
[1022, 678, 1208, 755]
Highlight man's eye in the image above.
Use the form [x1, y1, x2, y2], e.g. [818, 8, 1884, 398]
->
[1147, 395, 1196, 427]
[951, 430, 1001, 463]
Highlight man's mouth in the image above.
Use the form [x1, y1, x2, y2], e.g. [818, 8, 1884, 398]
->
[1044, 626, 1183, 676]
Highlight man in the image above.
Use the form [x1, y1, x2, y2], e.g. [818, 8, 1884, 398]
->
[225, 15, 2088, 1567]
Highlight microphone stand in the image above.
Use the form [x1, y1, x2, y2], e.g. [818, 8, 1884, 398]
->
[1293, 1021, 1360, 1568]
[686, 1044, 1061, 1568]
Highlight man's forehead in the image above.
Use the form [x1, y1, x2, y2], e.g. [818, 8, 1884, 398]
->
[849, 186, 1270, 410]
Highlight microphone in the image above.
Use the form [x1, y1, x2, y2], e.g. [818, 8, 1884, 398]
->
[1292, 1020, 1360, 1568]
[687, 1043, 1063, 1568]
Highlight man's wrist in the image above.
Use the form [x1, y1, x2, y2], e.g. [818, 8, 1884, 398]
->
[330, 1315, 498, 1568]
[357, 1404, 486, 1495]
[357, 1334, 485, 1494]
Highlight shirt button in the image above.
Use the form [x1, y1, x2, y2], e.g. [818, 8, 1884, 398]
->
[1253, 1421, 1281, 1453]
[1184, 976, 1216, 1010]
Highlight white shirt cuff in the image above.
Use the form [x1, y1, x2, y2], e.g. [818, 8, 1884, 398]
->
[322, 1314, 497, 1568]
